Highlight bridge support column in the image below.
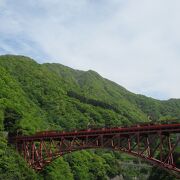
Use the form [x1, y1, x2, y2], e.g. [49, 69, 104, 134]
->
[31, 142, 35, 164]
[146, 136, 151, 157]
[168, 136, 174, 165]
[159, 132, 163, 162]
[137, 133, 140, 154]
[128, 136, 131, 152]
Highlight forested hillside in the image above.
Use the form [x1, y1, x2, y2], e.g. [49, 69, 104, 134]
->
[0, 55, 179, 180]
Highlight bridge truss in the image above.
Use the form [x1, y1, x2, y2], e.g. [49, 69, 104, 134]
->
[10, 123, 180, 177]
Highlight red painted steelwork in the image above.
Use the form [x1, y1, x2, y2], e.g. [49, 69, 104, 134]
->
[10, 123, 180, 177]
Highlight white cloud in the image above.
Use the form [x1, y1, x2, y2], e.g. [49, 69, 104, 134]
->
[0, 0, 180, 99]
[0, 0, 5, 7]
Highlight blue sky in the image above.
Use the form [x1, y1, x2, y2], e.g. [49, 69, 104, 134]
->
[0, 0, 180, 100]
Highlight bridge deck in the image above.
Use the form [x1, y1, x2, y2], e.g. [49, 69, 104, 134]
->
[12, 123, 180, 141]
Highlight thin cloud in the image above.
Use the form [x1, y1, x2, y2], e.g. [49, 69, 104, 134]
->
[0, 0, 180, 99]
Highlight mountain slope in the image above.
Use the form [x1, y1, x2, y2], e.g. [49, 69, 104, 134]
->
[43, 62, 180, 122]
[0, 54, 179, 180]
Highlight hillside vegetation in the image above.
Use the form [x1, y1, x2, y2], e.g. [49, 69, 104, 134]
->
[0, 55, 179, 180]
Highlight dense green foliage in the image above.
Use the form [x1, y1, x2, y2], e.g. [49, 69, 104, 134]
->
[0, 134, 39, 180]
[41, 157, 73, 180]
[0, 55, 179, 179]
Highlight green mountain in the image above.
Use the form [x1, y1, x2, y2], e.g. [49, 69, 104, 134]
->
[0, 55, 179, 180]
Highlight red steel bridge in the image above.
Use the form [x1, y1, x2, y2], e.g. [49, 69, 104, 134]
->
[9, 123, 180, 177]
